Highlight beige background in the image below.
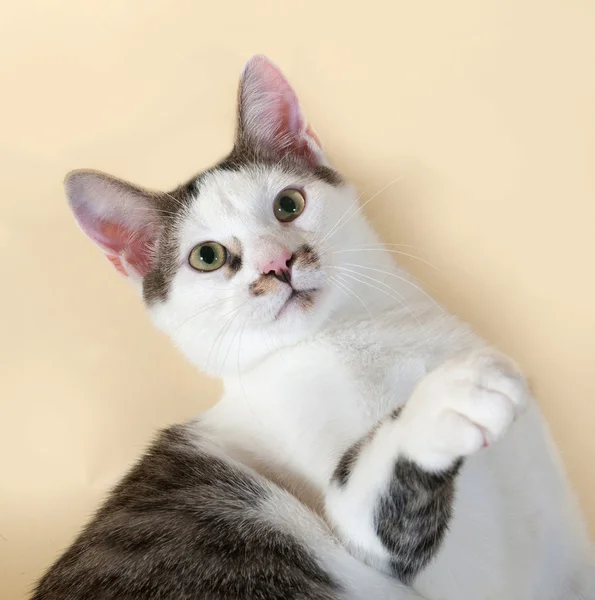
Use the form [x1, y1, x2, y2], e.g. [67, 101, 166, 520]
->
[1, 1, 594, 597]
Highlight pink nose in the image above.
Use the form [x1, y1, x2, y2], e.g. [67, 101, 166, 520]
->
[259, 248, 293, 276]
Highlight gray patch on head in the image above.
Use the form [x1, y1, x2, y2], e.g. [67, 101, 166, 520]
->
[224, 237, 243, 279]
[142, 180, 197, 305]
[217, 145, 343, 188]
[32, 423, 342, 600]
[142, 150, 342, 306]
[296, 290, 316, 312]
[249, 272, 287, 297]
[292, 244, 320, 270]
[226, 252, 242, 276]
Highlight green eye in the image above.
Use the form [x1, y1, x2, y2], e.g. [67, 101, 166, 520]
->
[188, 242, 227, 272]
[273, 189, 306, 223]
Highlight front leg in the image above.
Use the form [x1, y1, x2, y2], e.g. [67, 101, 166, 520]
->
[325, 349, 528, 583]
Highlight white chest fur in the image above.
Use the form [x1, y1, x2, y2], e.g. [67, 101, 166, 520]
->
[206, 310, 473, 490]
[201, 312, 593, 599]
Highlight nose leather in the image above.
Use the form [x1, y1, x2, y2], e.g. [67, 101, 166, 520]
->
[258, 247, 292, 277]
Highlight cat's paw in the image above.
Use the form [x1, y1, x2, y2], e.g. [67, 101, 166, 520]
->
[399, 349, 528, 470]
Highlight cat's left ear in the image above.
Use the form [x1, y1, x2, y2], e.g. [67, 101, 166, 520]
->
[235, 55, 326, 166]
[64, 170, 164, 282]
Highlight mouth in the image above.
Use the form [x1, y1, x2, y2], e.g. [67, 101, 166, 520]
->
[274, 288, 319, 320]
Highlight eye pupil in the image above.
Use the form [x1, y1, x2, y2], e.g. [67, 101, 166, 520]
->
[189, 242, 227, 272]
[273, 189, 305, 223]
[279, 196, 297, 214]
[200, 245, 216, 264]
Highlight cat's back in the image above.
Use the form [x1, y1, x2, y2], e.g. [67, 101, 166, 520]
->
[31, 424, 342, 600]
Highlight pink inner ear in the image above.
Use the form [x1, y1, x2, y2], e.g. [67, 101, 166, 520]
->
[240, 56, 323, 165]
[97, 221, 154, 276]
[106, 254, 129, 277]
[75, 203, 156, 277]
[257, 61, 303, 135]
[66, 170, 160, 279]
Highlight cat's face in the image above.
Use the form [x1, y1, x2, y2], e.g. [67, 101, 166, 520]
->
[150, 163, 373, 374]
[65, 56, 380, 374]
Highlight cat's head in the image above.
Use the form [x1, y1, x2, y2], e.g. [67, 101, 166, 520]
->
[65, 55, 383, 375]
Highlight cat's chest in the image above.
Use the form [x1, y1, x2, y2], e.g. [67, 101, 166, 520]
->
[211, 333, 426, 489]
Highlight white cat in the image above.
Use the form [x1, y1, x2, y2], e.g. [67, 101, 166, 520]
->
[34, 55, 594, 600]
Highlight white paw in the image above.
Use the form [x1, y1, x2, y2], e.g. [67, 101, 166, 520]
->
[399, 349, 528, 470]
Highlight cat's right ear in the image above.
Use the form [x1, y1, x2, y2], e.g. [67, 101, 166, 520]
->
[235, 55, 326, 166]
[64, 170, 162, 281]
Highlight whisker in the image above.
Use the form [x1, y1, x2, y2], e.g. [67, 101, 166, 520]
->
[318, 241, 428, 263]
[236, 319, 247, 379]
[337, 243, 424, 249]
[332, 248, 441, 271]
[321, 176, 406, 246]
[331, 268, 431, 348]
[328, 265, 405, 300]
[172, 297, 235, 336]
[331, 275, 374, 319]
[331, 268, 408, 309]
[219, 308, 248, 378]
[309, 218, 328, 250]
[334, 242, 474, 277]
[231, 312, 293, 459]
[341, 262, 443, 312]
[206, 304, 243, 373]
[320, 186, 369, 246]
[328, 276, 351, 299]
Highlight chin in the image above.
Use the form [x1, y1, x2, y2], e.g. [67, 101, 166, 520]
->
[155, 282, 340, 376]
[265, 286, 336, 338]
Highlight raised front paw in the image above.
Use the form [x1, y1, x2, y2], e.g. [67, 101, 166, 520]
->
[399, 349, 529, 470]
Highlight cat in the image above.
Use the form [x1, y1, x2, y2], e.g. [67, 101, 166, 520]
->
[32, 55, 594, 600]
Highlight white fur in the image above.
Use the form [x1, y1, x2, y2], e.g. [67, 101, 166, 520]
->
[149, 166, 595, 599]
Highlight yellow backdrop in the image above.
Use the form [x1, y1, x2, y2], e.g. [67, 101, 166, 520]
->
[1, 1, 593, 598]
